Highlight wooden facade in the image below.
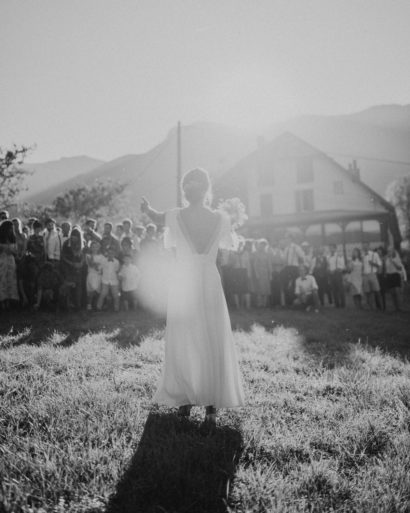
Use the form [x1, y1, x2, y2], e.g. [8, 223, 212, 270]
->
[215, 132, 401, 256]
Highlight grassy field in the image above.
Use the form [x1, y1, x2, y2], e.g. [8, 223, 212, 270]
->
[1, 305, 410, 512]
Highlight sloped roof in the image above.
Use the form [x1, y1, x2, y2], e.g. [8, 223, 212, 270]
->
[218, 131, 395, 214]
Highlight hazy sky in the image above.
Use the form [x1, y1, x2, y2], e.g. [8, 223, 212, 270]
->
[1, 0, 409, 162]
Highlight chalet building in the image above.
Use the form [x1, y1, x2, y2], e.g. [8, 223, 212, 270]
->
[215, 132, 400, 255]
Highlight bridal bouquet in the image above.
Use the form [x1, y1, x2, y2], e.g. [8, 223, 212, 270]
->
[217, 197, 248, 229]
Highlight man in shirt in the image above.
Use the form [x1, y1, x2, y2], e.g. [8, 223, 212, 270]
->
[100, 222, 120, 257]
[294, 265, 320, 312]
[83, 218, 102, 250]
[43, 217, 62, 266]
[362, 242, 382, 310]
[326, 244, 346, 308]
[121, 218, 141, 251]
[61, 221, 72, 246]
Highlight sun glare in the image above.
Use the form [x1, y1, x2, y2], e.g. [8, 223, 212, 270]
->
[206, 67, 297, 129]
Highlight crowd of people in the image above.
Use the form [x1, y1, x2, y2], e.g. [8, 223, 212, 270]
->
[219, 233, 408, 313]
[0, 209, 158, 313]
[0, 208, 407, 314]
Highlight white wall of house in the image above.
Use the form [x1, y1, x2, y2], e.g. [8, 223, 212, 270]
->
[246, 154, 386, 218]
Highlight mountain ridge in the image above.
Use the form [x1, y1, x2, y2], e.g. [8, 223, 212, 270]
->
[21, 104, 410, 210]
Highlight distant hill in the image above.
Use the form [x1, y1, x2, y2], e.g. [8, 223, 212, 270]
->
[26, 123, 256, 211]
[24, 105, 410, 212]
[265, 104, 410, 196]
[20, 155, 105, 201]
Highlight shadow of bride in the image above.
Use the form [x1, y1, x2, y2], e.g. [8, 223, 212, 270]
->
[107, 411, 243, 513]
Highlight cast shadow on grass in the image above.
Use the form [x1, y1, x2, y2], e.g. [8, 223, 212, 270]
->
[0, 310, 165, 350]
[107, 411, 243, 513]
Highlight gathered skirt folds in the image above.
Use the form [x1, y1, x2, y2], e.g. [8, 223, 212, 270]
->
[153, 257, 245, 409]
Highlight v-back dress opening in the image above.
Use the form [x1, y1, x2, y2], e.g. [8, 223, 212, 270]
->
[152, 208, 245, 409]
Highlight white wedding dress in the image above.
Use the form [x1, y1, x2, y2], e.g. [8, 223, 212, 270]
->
[153, 208, 245, 409]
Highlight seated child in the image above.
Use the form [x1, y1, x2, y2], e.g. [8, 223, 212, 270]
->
[118, 254, 140, 310]
[85, 240, 104, 310]
[293, 264, 320, 313]
[96, 246, 120, 312]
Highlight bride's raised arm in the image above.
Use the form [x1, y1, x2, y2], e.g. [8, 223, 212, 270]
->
[140, 196, 166, 225]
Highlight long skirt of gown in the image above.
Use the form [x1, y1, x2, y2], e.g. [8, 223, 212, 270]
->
[153, 257, 245, 409]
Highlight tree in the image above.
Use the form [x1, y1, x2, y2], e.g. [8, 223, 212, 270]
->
[386, 176, 410, 241]
[0, 145, 31, 208]
[52, 179, 128, 222]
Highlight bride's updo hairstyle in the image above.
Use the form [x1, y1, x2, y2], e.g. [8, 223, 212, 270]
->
[181, 167, 212, 205]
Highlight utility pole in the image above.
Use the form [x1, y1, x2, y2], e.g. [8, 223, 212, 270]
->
[176, 121, 182, 207]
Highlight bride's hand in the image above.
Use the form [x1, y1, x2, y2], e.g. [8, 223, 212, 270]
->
[141, 196, 150, 213]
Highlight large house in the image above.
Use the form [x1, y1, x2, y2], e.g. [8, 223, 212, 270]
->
[215, 132, 400, 255]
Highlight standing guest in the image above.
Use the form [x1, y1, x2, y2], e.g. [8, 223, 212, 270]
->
[384, 247, 404, 311]
[281, 233, 305, 306]
[301, 241, 314, 270]
[60, 227, 85, 310]
[269, 239, 285, 307]
[0, 220, 18, 310]
[238, 239, 254, 309]
[11, 218, 28, 306]
[141, 167, 245, 428]
[11, 218, 27, 258]
[119, 236, 138, 264]
[134, 224, 146, 249]
[0, 210, 9, 222]
[115, 223, 124, 240]
[61, 221, 72, 245]
[118, 254, 140, 310]
[43, 218, 62, 268]
[22, 225, 30, 238]
[348, 247, 363, 309]
[311, 247, 332, 306]
[25, 220, 45, 305]
[139, 223, 161, 309]
[217, 245, 231, 302]
[27, 217, 38, 235]
[252, 239, 272, 308]
[121, 218, 140, 250]
[225, 246, 242, 309]
[376, 246, 388, 310]
[100, 222, 120, 257]
[83, 218, 101, 250]
[293, 264, 320, 312]
[85, 240, 104, 311]
[96, 246, 120, 312]
[327, 244, 346, 308]
[362, 242, 382, 310]
[140, 223, 158, 252]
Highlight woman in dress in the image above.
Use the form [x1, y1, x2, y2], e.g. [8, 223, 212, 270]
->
[252, 239, 272, 308]
[384, 246, 404, 311]
[0, 220, 19, 310]
[348, 247, 363, 309]
[141, 168, 245, 428]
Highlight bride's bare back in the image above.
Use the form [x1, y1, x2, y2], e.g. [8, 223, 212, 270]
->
[178, 206, 220, 254]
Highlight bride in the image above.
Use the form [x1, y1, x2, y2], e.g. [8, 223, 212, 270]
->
[141, 168, 245, 428]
